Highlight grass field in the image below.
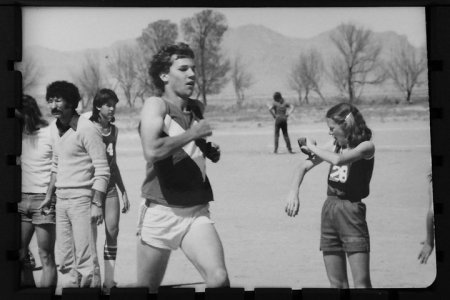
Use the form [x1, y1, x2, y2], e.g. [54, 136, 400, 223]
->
[28, 116, 435, 292]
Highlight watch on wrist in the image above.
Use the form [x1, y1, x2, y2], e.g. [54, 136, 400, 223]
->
[91, 199, 102, 207]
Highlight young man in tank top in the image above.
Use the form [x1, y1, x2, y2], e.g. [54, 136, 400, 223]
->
[136, 43, 229, 292]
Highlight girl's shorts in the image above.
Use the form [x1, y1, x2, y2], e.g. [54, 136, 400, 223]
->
[320, 196, 370, 253]
[19, 193, 56, 225]
[105, 186, 119, 202]
[137, 201, 214, 250]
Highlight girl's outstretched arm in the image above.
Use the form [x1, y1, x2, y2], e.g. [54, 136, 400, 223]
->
[307, 139, 375, 166]
[285, 150, 325, 217]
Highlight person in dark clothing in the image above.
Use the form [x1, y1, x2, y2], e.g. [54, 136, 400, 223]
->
[268, 92, 295, 153]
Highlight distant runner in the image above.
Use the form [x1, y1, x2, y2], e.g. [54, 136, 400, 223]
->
[268, 92, 294, 154]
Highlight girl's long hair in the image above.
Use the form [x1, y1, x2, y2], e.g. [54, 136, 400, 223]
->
[89, 89, 119, 123]
[326, 102, 372, 148]
[20, 95, 48, 134]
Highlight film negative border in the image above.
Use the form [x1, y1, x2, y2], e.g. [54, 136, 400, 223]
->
[1, 1, 450, 300]
[0, 4, 22, 300]
[426, 5, 450, 299]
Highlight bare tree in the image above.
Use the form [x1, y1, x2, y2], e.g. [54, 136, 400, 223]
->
[181, 9, 230, 105]
[108, 44, 141, 107]
[136, 19, 178, 103]
[330, 23, 385, 103]
[231, 54, 254, 107]
[137, 20, 178, 57]
[16, 53, 42, 94]
[288, 63, 303, 104]
[386, 43, 427, 103]
[134, 47, 154, 103]
[74, 50, 105, 110]
[290, 49, 326, 104]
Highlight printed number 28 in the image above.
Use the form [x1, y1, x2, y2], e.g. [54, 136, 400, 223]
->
[329, 165, 348, 183]
[106, 143, 114, 156]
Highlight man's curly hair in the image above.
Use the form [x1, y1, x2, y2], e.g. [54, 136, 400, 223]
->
[45, 81, 81, 110]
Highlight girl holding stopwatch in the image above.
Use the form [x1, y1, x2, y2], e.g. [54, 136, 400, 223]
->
[285, 102, 374, 288]
[89, 89, 130, 293]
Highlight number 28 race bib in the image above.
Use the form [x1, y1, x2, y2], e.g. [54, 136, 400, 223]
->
[329, 165, 349, 183]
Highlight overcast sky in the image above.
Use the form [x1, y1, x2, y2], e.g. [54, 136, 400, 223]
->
[23, 7, 426, 52]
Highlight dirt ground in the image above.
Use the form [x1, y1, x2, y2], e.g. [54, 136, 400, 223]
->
[29, 119, 436, 292]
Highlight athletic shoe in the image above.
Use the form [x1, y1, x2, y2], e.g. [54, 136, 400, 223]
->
[102, 282, 117, 295]
[23, 250, 36, 269]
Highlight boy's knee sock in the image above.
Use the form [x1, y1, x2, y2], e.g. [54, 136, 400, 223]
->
[103, 244, 117, 286]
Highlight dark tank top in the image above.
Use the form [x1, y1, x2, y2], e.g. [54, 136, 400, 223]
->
[327, 144, 374, 201]
[102, 125, 117, 189]
[141, 98, 213, 207]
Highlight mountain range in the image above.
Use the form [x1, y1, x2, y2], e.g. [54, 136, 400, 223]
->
[22, 24, 426, 103]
